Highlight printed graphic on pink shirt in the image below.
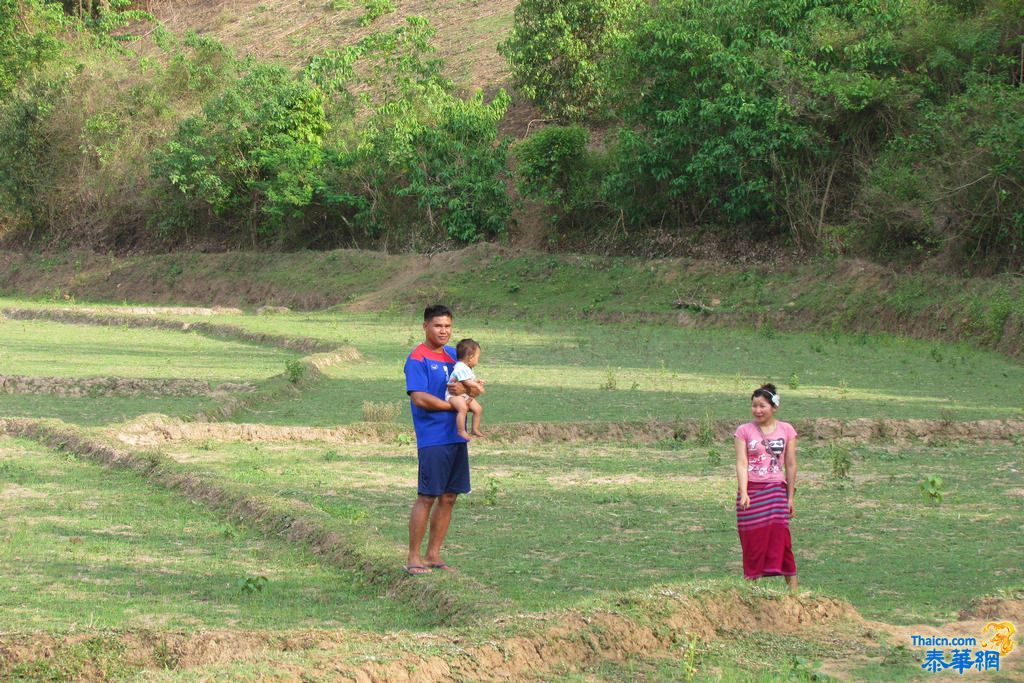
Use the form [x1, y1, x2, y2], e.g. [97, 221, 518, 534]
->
[747, 436, 785, 478]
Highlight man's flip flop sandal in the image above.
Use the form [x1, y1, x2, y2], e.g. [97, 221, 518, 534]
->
[402, 565, 432, 576]
[428, 563, 457, 573]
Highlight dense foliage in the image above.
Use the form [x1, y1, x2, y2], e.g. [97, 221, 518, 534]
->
[498, 0, 644, 119]
[0, 0, 1021, 270]
[506, 0, 1024, 271]
[0, 12, 510, 250]
[152, 63, 330, 245]
[0, 0, 65, 97]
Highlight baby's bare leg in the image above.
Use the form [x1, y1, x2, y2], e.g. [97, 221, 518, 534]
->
[449, 395, 471, 440]
[469, 400, 484, 437]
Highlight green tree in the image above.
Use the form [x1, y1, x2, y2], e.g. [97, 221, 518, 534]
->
[319, 18, 513, 248]
[603, 0, 816, 228]
[514, 124, 609, 234]
[152, 63, 329, 245]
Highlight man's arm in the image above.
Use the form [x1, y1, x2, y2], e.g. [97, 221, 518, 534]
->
[409, 391, 453, 411]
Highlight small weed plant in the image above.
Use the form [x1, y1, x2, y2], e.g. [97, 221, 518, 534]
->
[829, 443, 852, 484]
[285, 359, 305, 384]
[238, 575, 269, 594]
[697, 409, 715, 447]
[600, 367, 618, 391]
[921, 475, 945, 505]
[482, 477, 499, 506]
[359, 0, 395, 25]
[702, 449, 723, 474]
[681, 635, 701, 682]
[468, 477, 500, 507]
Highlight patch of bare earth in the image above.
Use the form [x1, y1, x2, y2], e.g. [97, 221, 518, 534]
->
[344, 245, 498, 313]
[817, 597, 1024, 681]
[149, 0, 516, 93]
[0, 484, 48, 500]
[72, 305, 244, 316]
[0, 375, 254, 398]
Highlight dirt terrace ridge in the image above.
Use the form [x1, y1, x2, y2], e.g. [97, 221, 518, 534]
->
[339, 592, 858, 683]
[113, 415, 1024, 448]
[0, 418, 501, 626]
[0, 590, 859, 682]
[59, 305, 246, 316]
[1, 307, 336, 353]
[0, 374, 255, 397]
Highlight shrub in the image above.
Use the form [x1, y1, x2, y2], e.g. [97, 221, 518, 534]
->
[0, 0, 66, 97]
[359, 0, 396, 26]
[284, 359, 306, 384]
[829, 443, 852, 483]
[515, 125, 592, 210]
[696, 409, 716, 447]
[499, 0, 644, 119]
[921, 474, 945, 505]
[320, 19, 513, 248]
[151, 63, 330, 246]
[858, 76, 1024, 271]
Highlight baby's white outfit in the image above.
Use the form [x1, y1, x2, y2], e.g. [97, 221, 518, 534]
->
[445, 361, 476, 401]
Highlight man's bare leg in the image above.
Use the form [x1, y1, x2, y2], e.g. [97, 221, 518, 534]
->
[424, 493, 458, 568]
[406, 494, 436, 573]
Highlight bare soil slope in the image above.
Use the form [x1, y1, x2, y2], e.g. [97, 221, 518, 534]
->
[149, 0, 517, 93]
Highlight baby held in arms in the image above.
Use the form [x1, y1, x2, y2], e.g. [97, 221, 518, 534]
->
[446, 338, 485, 440]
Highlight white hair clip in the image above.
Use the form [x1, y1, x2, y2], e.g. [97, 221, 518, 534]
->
[765, 390, 780, 406]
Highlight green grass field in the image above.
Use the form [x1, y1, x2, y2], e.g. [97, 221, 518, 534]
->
[82, 309, 1024, 425]
[0, 317, 295, 381]
[0, 436, 430, 633]
[0, 316, 298, 425]
[0, 393, 215, 427]
[157, 437, 1024, 625]
[0, 297, 1021, 681]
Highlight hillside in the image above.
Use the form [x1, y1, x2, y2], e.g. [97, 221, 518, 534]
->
[2, 0, 1021, 270]
[149, 0, 516, 92]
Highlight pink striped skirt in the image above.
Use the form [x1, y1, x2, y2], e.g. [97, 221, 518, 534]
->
[737, 481, 796, 579]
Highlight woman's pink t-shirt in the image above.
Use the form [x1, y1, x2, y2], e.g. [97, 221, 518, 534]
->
[735, 421, 797, 484]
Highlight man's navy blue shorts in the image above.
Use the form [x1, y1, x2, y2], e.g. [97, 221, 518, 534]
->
[418, 442, 470, 496]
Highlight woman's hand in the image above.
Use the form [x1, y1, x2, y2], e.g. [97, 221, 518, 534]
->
[738, 492, 750, 509]
[787, 497, 795, 517]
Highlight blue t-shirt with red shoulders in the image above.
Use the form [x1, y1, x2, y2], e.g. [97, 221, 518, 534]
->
[404, 343, 467, 448]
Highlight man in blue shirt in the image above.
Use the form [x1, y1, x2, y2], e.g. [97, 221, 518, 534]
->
[403, 304, 475, 575]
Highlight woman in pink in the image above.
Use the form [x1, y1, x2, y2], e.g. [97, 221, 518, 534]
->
[734, 382, 798, 589]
